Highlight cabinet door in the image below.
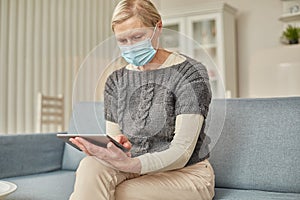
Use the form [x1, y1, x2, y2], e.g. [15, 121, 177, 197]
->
[161, 18, 186, 52]
[187, 14, 225, 98]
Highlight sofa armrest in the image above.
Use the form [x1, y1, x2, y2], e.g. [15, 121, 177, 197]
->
[0, 133, 65, 179]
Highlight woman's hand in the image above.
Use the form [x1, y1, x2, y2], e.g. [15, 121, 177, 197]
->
[114, 135, 132, 157]
[69, 136, 141, 174]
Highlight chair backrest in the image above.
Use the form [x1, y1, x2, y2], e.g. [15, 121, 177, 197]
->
[208, 97, 300, 193]
[36, 92, 65, 133]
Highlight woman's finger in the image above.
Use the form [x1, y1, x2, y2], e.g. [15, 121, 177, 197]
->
[114, 135, 123, 143]
[123, 141, 132, 150]
[70, 137, 92, 155]
[114, 135, 132, 150]
[75, 137, 108, 157]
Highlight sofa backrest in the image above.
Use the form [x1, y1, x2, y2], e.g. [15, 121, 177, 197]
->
[62, 102, 106, 170]
[0, 133, 64, 179]
[208, 97, 300, 193]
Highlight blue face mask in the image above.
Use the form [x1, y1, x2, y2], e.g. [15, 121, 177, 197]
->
[119, 26, 157, 67]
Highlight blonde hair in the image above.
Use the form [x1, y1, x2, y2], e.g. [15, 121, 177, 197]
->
[111, 0, 161, 31]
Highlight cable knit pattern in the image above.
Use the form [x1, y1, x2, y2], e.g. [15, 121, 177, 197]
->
[136, 83, 155, 129]
[117, 74, 128, 130]
[104, 55, 212, 165]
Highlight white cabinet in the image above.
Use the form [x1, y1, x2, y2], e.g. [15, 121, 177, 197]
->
[279, 0, 300, 28]
[160, 2, 238, 98]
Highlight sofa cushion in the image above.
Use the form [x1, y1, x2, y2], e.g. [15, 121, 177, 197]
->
[214, 188, 300, 200]
[4, 170, 75, 200]
[62, 102, 106, 170]
[208, 97, 300, 193]
[0, 133, 65, 179]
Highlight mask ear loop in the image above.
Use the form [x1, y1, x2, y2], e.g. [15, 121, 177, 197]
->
[150, 24, 159, 50]
[150, 25, 157, 40]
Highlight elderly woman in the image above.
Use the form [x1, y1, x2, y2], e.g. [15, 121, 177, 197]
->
[69, 0, 215, 199]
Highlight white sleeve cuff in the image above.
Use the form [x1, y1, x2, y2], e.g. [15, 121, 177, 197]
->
[106, 120, 122, 137]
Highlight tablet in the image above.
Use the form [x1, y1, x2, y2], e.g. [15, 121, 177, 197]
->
[57, 133, 129, 152]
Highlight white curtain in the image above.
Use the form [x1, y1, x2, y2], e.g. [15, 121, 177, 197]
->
[0, 0, 119, 134]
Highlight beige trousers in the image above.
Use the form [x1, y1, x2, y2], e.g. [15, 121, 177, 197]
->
[69, 156, 215, 200]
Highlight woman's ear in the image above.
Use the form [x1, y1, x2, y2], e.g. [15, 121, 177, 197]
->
[154, 20, 163, 38]
[152, 20, 163, 49]
[157, 20, 163, 32]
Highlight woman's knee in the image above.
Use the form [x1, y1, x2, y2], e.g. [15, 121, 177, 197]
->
[77, 156, 97, 172]
[78, 156, 95, 167]
[77, 156, 123, 184]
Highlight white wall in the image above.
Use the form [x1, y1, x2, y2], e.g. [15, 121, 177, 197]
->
[156, 0, 285, 97]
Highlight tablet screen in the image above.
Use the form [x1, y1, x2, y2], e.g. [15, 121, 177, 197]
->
[57, 133, 129, 152]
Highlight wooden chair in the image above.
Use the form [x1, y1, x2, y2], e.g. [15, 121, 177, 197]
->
[36, 92, 65, 133]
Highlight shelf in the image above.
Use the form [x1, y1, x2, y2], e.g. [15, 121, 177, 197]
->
[279, 12, 300, 22]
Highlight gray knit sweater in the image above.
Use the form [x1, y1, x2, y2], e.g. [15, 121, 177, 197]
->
[104, 55, 212, 166]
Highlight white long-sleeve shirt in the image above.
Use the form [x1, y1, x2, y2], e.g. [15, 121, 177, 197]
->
[106, 114, 204, 174]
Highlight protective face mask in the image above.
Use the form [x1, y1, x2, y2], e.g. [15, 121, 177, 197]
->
[119, 26, 157, 67]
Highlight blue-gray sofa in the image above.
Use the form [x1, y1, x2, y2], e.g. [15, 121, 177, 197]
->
[1, 97, 300, 200]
